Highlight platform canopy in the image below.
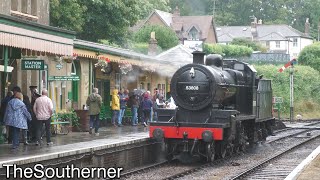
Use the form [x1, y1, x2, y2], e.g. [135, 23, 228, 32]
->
[0, 14, 75, 56]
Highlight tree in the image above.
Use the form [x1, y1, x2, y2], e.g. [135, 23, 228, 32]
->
[203, 43, 253, 57]
[298, 43, 320, 72]
[136, 0, 171, 18]
[76, 0, 142, 44]
[50, 0, 87, 32]
[231, 38, 267, 52]
[50, 0, 144, 44]
[133, 25, 179, 50]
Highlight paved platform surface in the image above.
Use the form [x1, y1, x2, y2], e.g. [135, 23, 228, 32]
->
[0, 125, 149, 167]
[283, 121, 320, 180]
[297, 153, 320, 180]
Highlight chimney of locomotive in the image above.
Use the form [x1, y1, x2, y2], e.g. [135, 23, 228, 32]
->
[192, 51, 205, 64]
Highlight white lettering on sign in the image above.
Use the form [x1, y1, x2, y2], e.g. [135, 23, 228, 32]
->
[185, 86, 199, 90]
[22, 60, 43, 70]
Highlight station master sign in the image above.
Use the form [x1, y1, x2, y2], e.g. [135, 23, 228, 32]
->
[21, 60, 44, 70]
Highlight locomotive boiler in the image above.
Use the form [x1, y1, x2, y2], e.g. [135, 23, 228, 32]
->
[149, 51, 275, 162]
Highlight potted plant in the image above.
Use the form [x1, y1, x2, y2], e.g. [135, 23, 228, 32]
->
[55, 110, 81, 132]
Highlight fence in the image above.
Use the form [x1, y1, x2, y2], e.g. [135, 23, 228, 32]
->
[228, 53, 290, 64]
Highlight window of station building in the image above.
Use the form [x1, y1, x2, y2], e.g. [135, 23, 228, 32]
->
[31, 0, 37, 16]
[11, 0, 18, 11]
[71, 61, 76, 76]
[39, 64, 48, 93]
[140, 82, 144, 90]
[21, 0, 28, 14]
[276, 41, 280, 48]
[147, 83, 151, 91]
[293, 38, 298, 47]
[161, 84, 165, 96]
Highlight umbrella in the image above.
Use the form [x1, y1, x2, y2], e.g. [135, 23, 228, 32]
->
[133, 89, 144, 96]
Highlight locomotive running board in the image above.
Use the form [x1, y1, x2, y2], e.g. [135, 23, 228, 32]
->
[149, 122, 229, 128]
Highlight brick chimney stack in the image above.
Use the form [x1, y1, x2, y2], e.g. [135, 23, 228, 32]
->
[305, 18, 310, 36]
[251, 17, 258, 39]
[173, 6, 180, 17]
[148, 32, 158, 56]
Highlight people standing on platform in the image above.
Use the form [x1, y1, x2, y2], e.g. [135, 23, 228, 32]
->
[0, 91, 13, 124]
[118, 89, 129, 127]
[33, 89, 53, 146]
[86, 88, 102, 136]
[4, 92, 31, 149]
[152, 89, 160, 121]
[111, 89, 120, 127]
[141, 93, 153, 127]
[6, 86, 32, 145]
[128, 89, 140, 126]
[0, 91, 13, 142]
[137, 91, 144, 124]
[29, 86, 41, 143]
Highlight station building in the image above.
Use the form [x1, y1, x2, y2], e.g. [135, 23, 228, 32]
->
[0, 0, 174, 114]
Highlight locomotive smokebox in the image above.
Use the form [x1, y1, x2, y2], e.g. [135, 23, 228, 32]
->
[192, 51, 206, 64]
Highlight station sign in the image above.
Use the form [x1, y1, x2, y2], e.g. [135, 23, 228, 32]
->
[48, 76, 80, 81]
[272, 97, 283, 104]
[21, 60, 44, 70]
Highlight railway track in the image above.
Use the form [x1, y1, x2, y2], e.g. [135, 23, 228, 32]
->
[230, 131, 320, 180]
[119, 160, 170, 179]
[121, 126, 320, 180]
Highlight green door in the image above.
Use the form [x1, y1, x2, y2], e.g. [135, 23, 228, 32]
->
[97, 80, 111, 120]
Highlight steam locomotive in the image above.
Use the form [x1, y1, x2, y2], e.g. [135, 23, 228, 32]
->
[149, 52, 275, 162]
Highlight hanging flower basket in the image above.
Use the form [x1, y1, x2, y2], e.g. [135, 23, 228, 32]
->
[63, 56, 73, 63]
[95, 59, 112, 74]
[119, 63, 133, 75]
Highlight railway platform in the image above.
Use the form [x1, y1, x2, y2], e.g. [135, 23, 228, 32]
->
[0, 125, 156, 175]
[285, 139, 320, 180]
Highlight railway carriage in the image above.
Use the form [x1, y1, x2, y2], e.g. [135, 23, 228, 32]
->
[149, 52, 275, 162]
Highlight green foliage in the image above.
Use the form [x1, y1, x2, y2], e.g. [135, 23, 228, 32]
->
[298, 43, 320, 72]
[130, 43, 149, 55]
[231, 38, 267, 52]
[54, 110, 80, 127]
[254, 65, 320, 117]
[203, 43, 253, 57]
[50, 0, 143, 44]
[133, 25, 179, 50]
[136, 0, 171, 18]
[166, 0, 320, 40]
[50, 0, 87, 32]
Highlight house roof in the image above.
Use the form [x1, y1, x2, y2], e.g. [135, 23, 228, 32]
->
[74, 39, 159, 62]
[216, 24, 312, 42]
[131, 9, 216, 41]
[156, 44, 193, 68]
[177, 16, 213, 40]
[155, 9, 173, 26]
[258, 32, 287, 41]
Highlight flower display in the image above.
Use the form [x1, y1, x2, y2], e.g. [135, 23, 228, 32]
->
[119, 62, 133, 74]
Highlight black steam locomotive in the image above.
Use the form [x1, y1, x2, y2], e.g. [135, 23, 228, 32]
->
[149, 52, 275, 162]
